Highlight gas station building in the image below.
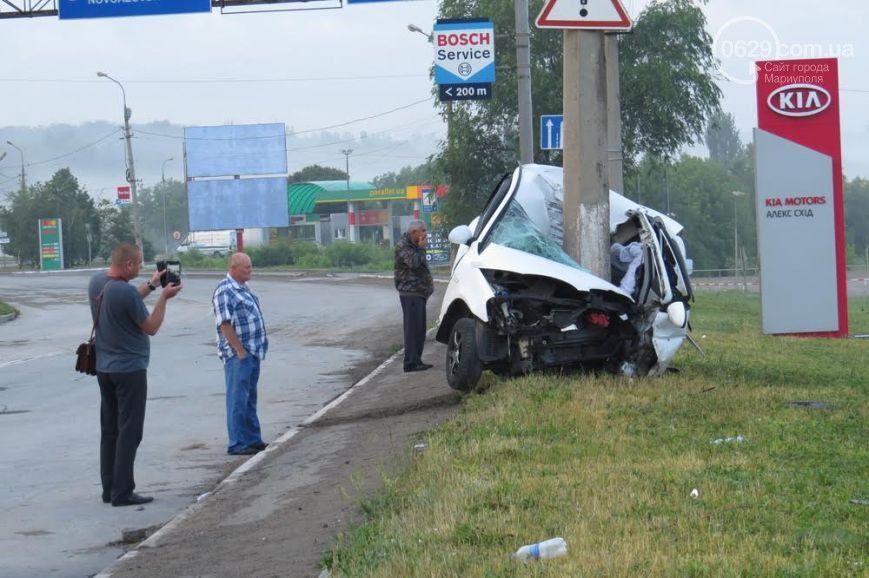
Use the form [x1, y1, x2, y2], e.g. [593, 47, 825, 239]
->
[279, 181, 449, 262]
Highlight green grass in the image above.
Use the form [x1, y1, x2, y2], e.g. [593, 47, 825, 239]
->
[324, 293, 869, 577]
[0, 301, 17, 317]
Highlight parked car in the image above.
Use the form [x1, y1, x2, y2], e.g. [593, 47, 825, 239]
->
[436, 164, 694, 391]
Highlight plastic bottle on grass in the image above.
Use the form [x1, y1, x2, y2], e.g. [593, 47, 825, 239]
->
[511, 537, 567, 560]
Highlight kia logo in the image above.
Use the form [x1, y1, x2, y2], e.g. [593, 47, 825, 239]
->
[767, 83, 832, 117]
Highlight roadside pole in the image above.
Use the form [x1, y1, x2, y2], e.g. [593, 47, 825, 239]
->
[605, 33, 624, 193]
[515, 0, 534, 163]
[562, 29, 610, 278]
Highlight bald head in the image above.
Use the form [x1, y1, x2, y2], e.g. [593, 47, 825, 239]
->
[109, 242, 143, 281]
[111, 242, 141, 268]
[228, 252, 252, 284]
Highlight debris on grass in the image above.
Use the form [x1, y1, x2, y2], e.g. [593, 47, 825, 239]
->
[711, 435, 746, 445]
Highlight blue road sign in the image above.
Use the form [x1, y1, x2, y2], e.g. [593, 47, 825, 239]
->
[59, 0, 211, 20]
[540, 114, 564, 150]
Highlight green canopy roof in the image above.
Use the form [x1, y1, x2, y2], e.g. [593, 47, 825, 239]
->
[289, 180, 410, 215]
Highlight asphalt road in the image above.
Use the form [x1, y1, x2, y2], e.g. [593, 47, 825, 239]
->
[0, 269, 400, 578]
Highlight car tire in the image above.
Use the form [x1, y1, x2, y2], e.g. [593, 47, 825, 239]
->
[446, 318, 483, 392]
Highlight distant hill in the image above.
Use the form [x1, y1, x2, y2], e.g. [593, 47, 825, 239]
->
[0, 121, 441, 203]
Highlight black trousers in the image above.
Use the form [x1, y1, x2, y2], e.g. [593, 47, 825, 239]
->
[97, 370, 148, 502]
[400, 295, 427, 369]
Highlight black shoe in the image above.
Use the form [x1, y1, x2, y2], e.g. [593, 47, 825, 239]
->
[102, 492, 111, 504]
[112, 493, 154, 507]
[404, 363, 433, 372]
[251, 441, 268, 451]
[228, 446, 259, 456]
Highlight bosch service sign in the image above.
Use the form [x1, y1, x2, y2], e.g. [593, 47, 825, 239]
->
[754, 58, 847, 337]
[433, 18, 495, 102]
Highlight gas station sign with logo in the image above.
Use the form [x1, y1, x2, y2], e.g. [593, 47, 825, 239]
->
[38, 218, 64, 271]
[754, 58, 847, 336]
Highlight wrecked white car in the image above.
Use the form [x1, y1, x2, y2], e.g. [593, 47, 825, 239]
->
[435, 164, 694, 391]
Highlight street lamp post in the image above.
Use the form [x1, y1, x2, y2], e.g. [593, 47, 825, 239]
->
[97, 71, 143, 251]
[6, 140, 25, 192]
[340, 149, 352, 191]
[732, 190, 745, 286]
[161, 156, 173, 184]
[161, 157, 174, 255]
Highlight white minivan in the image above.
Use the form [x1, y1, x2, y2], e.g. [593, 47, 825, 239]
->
[436, 164, 694, 392]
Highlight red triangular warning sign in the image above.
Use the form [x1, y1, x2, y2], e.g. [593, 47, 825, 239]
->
[536, 0, 632, 30]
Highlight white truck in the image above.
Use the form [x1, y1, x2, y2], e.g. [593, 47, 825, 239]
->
[176, 231, 236, 257]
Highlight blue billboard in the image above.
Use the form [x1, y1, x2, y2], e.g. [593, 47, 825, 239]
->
[188, 177, 289, 231]
[59, 0, 211, 20]
[185, 123, 288, 179]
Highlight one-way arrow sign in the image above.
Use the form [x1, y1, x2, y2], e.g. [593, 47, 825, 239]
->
[540, 115, 564, 150]
[536, 0, 632, 30]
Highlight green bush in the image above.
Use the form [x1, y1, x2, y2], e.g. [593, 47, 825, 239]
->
[297, 252, 331, 269]
[248, 240, 294, 267]
[177, 249, 227, 270]
[325, 241, 375, 267]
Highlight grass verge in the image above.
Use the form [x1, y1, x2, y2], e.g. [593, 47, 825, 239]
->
[324, 293, 869, 577]
[0, 300, 18, 317]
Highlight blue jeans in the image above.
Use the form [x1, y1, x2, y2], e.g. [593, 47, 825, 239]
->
[224, 355, 263, 453]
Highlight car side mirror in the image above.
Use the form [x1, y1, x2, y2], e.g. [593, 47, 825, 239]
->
[448, 225, 474, 246]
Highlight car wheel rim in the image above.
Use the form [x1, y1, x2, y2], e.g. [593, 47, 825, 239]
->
[448, 331, 462, 376]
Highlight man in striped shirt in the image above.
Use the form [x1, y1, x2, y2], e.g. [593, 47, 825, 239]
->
[212, 253, 269, 456]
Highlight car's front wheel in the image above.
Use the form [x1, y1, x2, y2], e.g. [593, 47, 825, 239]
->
[446, 318, 483, 392]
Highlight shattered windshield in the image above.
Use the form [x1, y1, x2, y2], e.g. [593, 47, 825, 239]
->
[485, 198, 586, 271]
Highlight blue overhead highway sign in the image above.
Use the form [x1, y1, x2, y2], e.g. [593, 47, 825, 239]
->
[59, 0, 211, 20]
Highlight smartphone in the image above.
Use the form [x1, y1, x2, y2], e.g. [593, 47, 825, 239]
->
[156, 260, 182, 287]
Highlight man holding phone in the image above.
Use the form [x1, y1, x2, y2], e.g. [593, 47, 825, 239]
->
[212, 252, 269, 456]
[88, 242, 182, 506]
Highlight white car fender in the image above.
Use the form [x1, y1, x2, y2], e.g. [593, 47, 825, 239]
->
[649, 310, 690, 375]
[438, 259, 495, 324]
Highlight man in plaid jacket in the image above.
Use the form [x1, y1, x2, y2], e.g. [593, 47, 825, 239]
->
[213, 253, 269, 456]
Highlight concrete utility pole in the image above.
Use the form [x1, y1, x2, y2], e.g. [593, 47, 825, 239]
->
[605, 33, 624, 193]
[97, 71, 143, 251]
[515, 0, 534, 164]
[6, 140, 25, 192]
[562, 30, 610, 278]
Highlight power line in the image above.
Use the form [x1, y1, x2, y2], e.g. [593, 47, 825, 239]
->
[26, 128, 122, 168]
[135, 97, 436, 142]
[0, 73, 429, 85]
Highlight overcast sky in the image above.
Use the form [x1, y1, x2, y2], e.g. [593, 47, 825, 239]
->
[0, 0, 866, 183]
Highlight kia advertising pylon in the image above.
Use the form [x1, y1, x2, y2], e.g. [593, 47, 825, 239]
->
[754, 58, 847, 337]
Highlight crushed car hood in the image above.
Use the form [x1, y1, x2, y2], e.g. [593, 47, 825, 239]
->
[469, 242, 633, 300]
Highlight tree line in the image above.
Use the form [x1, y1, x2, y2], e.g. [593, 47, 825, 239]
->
[0, 169, 188, 267]
[2, 1, 868, 270]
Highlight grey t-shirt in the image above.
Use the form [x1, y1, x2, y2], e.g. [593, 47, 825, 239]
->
[88, 270, 150, 373]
